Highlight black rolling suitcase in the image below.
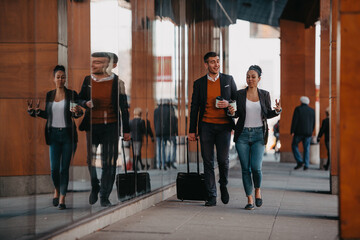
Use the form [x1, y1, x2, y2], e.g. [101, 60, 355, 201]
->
[116, 139, 151, 201]
[176, 137, 207, 201]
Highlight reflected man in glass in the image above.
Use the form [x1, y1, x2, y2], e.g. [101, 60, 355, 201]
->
[79, 52, 130, 207]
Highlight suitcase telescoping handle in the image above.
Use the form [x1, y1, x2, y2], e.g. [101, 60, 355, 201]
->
[121, 138, 128, 175]
[121, 138, 136, 175]
[186, 137, 200, 174]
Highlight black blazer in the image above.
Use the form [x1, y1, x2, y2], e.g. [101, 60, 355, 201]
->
[189, 73, 237, 134]
[28, 88, 83, 145]
[317, 117, 329, 143]
[78, 74, 130, 135]
[233, 87, 279, 144]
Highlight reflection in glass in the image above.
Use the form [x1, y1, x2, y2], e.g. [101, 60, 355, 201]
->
[78, 52, 131, 207]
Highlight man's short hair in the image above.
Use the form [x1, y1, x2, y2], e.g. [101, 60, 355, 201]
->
[203, 52, 219, 63]
[134, 107, 142, 116]
[106, 52, 118, 64]
[91, 52, 110, 61]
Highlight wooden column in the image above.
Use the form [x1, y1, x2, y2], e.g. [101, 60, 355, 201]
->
[67, 0, 91, 166]
[330, 0, 339, 195]
[131, 0, 156, 163]
[337, 0, 360, 238]
[0, 0, 58, 178]
[279, 20, 316, 162]
[319, 0, 331, 169]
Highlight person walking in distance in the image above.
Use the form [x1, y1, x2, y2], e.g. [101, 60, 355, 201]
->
[291, 96, 315, 171]
[188, 52, 237, 206]
[317, 107, 330, 170]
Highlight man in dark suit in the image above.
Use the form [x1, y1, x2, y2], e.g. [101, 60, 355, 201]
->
[291, 96, 315, 171]
[188, 52, 237, 206]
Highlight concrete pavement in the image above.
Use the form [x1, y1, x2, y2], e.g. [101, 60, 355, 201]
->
[80, 161, 338, 240]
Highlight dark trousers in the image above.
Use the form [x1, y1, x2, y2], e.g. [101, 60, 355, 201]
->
[324, 141, 330, 169]
[86, 123, 118, 199]
[199, 122, 231, 198]
[292, 135, 311, 167]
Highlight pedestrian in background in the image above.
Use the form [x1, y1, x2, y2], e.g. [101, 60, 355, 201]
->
[317, 107, 330, 170]
[291, 96, 315, 171]
[130, 107, 154, 170]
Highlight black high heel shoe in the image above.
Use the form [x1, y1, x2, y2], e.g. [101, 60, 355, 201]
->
[52, 198, 59, 207]
[58, 203, 66, 210]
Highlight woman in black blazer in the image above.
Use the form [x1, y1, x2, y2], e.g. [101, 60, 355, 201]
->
[229, 65, 281, 210]
[27, 65, 83, 210]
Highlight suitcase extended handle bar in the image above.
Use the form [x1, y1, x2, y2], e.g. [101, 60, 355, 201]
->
[121, 138, 137, 191]
[186, 137, 200, 174]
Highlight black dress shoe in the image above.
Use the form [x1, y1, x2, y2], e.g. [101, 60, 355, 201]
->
[89, 186, 100, 205]
[58, 203, 66, 210]
[220, 186, 229, 204]
[52, 197, 59, 207]
[294, 163, 303, 170]
[245, 203, 254, 210]
[100, 198, 112, 207]
[255, 198, 263, 207]
[303, 166, 308, 171]
[205, 197, 217, 207]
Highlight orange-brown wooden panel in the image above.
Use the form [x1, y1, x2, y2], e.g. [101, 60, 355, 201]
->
[340, 0, 360, 12]
[339, 13, 360, 239]
[304, 27, 316, 109]
[67, 0, 90, 70]
[0, 0, 57, 43]
[67, 0, 91, 167]
[319, 0, 330, 161]
[0, 99, 50, 176]
[0, 43, 58, 98]
[280, 20, 306, 155]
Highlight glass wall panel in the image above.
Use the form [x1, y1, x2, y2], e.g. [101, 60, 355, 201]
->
[0, 0, 231, 239]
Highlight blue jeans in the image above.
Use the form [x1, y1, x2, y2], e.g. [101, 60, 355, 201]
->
[156, 137, 170, 169]
[49, 128, 76, 196]
[292, 135, 311, 167]
[235, 127, 265, 196]
[167, 136, 177, 164]
[199, 122, 232, 198]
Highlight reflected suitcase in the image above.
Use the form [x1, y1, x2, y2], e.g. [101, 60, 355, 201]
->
[116, 139, 151, 201]
[176, 138, 207, 201]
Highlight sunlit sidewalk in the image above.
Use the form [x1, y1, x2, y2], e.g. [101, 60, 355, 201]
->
[80, 159, 338, 240]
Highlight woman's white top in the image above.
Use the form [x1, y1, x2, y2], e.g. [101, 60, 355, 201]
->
[244, 98, 263, 128]
[51, 100, 66, 128]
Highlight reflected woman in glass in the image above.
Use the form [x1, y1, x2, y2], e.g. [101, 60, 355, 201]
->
[229, 65, 281, 210]
[27, 65, 83, 210]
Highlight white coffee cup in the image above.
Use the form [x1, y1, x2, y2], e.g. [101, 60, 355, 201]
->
[229, 100, 237, 111]
[69, 102, 77, 111]
[215, 96, 223, 108]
